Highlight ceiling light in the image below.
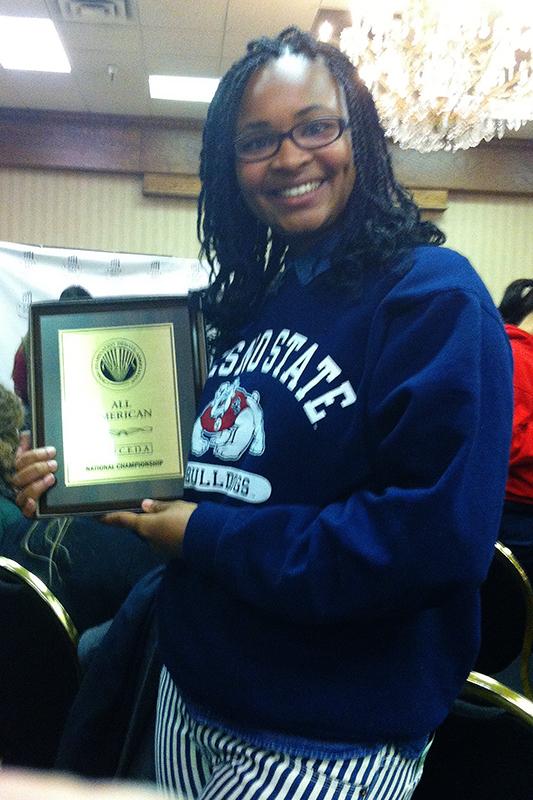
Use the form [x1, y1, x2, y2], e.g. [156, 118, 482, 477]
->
[336, 1, 533, 152]
[149, 75, 219, 103]
[317, 20, 334, 43]
[0, 16, 71, 73]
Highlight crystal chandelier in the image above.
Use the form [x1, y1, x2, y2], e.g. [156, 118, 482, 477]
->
[335, 1, 533, 152]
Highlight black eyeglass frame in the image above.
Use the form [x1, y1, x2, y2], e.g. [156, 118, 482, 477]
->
[234, 117, 351, 163]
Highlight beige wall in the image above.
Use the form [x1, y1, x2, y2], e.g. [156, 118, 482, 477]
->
[0, 167, 532, 304]
[433, 192, 533, 306]
[0, 167, 199, 259]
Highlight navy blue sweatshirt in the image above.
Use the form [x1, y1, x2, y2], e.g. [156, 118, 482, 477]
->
[158, 245, 513, 746]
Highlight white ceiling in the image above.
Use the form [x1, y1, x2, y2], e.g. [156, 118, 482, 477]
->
[0, 0, 531, 139]
[0, 0, 335, 119]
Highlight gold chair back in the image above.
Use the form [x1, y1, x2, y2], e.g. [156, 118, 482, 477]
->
[0, 555, 79, 646]
[494, 542, 533, 700]
[475, 541, 533, 700]
[0, 555, 80, 767]
[464, 670, 533, 726]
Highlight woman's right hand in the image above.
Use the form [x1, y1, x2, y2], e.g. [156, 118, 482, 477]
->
[12, 444, 57, 517]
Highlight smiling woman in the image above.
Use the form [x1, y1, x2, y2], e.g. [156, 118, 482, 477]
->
[12, 25, 515, 800]
[234, 53, 356, 249]
[197, 27, 448, 351]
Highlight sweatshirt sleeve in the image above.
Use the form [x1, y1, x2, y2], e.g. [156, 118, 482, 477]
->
[183, 287, 514, 624]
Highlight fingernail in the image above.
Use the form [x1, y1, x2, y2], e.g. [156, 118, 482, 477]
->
[44, 473, 56, 486]
[46, 447, 56, 457]
[48, 460, 57, 470]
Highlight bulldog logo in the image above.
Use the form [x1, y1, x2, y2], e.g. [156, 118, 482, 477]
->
[191, 379, 265, 461]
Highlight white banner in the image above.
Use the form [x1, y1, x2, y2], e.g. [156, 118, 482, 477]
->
[0, 240, 209, 391]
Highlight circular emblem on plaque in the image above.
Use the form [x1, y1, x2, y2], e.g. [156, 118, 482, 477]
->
[92, 338, 146, 388]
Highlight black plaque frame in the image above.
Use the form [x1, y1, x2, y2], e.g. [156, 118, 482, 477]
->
[30, 293, 207, 517]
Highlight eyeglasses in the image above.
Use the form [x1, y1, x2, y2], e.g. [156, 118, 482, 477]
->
[234, 117, 350, 163]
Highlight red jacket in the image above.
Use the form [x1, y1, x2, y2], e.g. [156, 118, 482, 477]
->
[505, 324, 533, 504]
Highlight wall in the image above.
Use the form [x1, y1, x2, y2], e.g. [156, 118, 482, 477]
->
[433, 191, 533, 304]
[0, 167, 199, 259]
[0, 166, 532, 303]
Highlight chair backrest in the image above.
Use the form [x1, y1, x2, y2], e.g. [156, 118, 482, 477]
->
[0, 556, 80, 768]
[413, 672, 533, 800]
[463, 670, 533, 724]
[474, 541, 533, 699]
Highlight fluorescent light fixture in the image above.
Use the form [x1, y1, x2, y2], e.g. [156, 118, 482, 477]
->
[149, 75, 219, 103]
[0, 16, 71, 72]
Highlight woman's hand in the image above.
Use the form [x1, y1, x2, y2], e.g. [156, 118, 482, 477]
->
[12, 443, 57, 518]
[103, 498, 197, 559]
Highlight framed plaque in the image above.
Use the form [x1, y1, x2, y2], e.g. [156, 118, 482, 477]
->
[30, 293, 207, 517]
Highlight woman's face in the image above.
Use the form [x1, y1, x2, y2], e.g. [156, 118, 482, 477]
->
[235, 54, 356, 248]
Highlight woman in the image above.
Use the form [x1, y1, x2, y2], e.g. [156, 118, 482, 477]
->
[14, 28, 513, 800]
[498, 278, 533, 581]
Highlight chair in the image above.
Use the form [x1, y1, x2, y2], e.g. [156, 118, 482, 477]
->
[464, 670, 533, 724]
[0, 556, 80, 768]
[474, 541, 533, 699]
[413, 671, 533, 800]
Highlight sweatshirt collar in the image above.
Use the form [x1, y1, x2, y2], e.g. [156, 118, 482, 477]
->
[284, 230, 341, 286]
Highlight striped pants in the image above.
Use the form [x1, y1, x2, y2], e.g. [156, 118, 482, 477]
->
[155, 667, 430, 800]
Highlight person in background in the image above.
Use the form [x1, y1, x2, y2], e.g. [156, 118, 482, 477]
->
[0, 382, 162, 635]
[58, 285, 92, 301]
[498, 278, 533, 581]
[11, 333, 31, 430]
[11, 284, 92, 432]
[0, 383, 25, 517]
[14, 27, 513, 800]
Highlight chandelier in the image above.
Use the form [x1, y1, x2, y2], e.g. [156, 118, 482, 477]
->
[331, 1, 533, 152]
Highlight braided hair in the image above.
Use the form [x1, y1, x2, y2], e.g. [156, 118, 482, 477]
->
[199, 27, 445, 349]
[498, 279, 533, 325]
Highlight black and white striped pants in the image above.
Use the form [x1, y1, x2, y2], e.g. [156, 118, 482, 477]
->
[155, 667, 430, 800]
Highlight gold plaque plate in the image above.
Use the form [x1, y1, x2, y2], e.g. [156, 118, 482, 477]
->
[59, 323, 183, 487]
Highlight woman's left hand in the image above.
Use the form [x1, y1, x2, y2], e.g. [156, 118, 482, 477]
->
[103, 498, 197, 559]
